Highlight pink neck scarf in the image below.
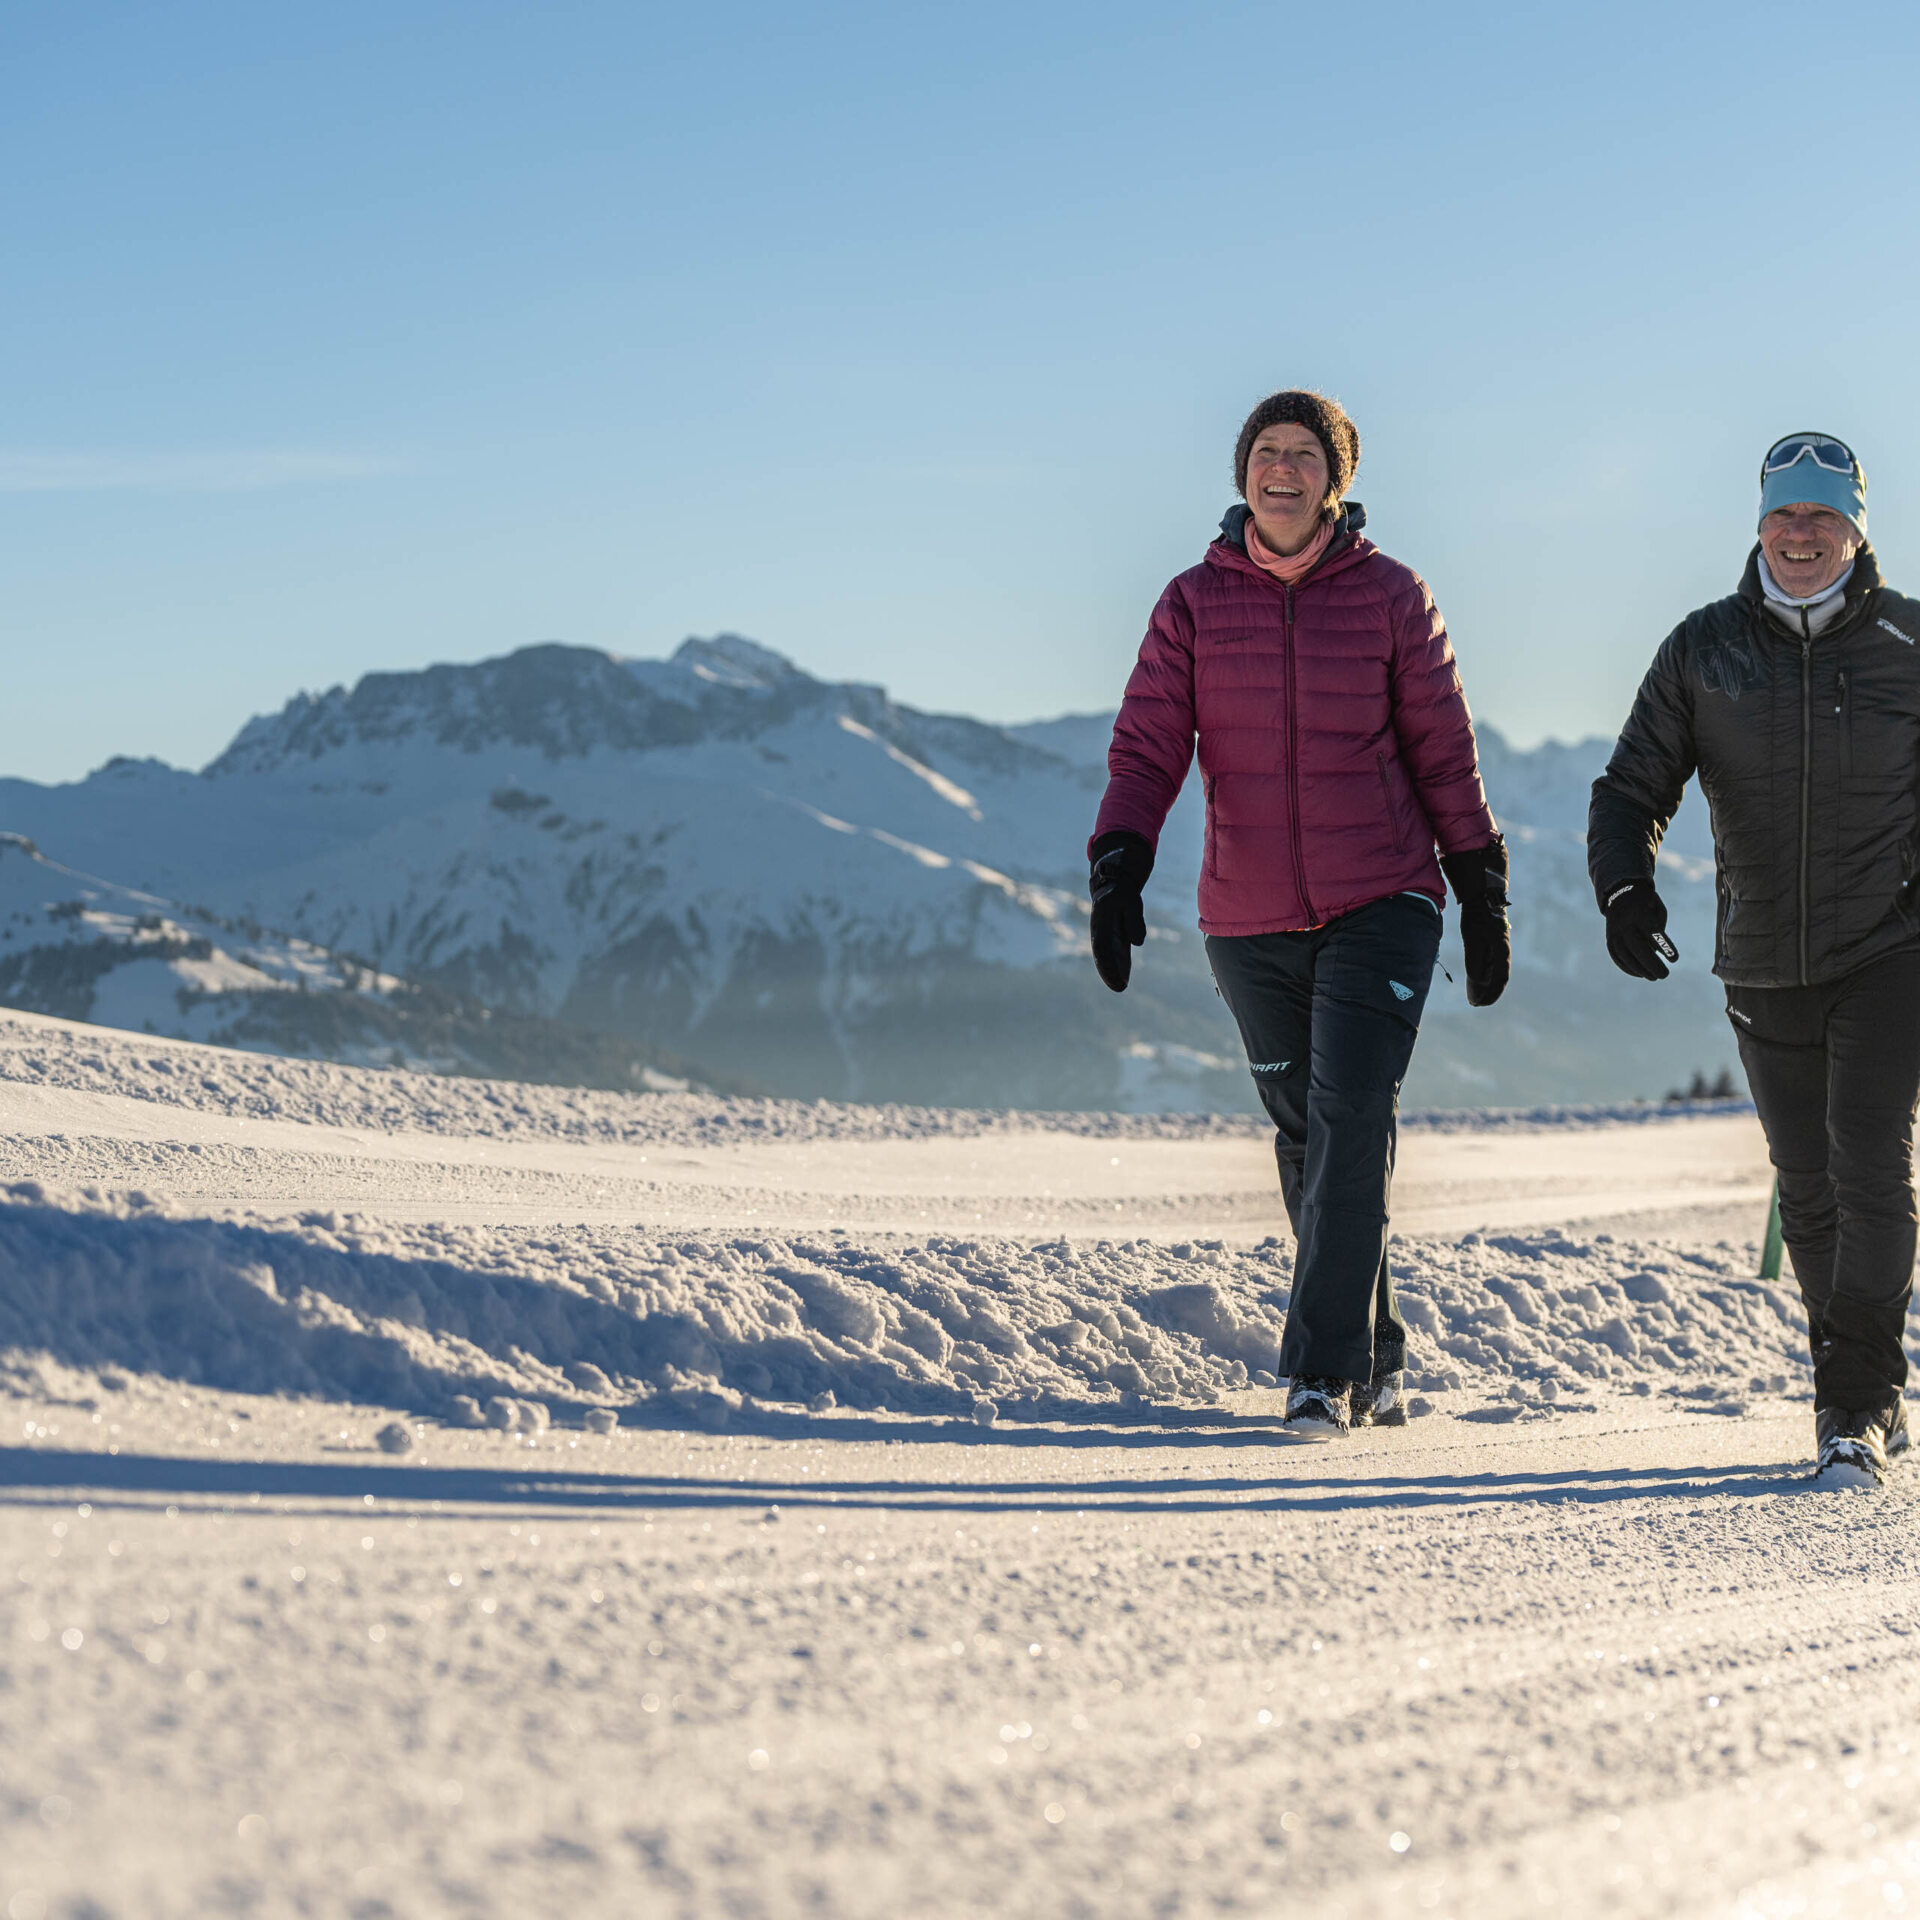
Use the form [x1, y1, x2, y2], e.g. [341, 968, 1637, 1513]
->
[1243, 509, 1336, 584]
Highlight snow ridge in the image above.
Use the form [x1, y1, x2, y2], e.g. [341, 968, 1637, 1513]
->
[0, 1179, 1819, 1428]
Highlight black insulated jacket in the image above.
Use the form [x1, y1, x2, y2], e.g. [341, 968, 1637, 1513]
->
[1589, 545, 1920, 987]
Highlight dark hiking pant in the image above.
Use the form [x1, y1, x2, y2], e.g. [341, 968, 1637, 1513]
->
[1206, 893, 1442, 1385]
[1728, 947, 1920, 1410]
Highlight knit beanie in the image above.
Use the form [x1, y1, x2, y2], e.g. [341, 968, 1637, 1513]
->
[1233, 390, 1360, 507]
[1758, 432, 1867, 539]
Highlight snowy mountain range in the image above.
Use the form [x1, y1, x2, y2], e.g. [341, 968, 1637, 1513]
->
[0, 635, 1737, 1110]
[0, 833, 726, 1094]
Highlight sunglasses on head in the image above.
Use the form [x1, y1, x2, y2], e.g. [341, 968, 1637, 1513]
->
[1762, 434, 1858, 479]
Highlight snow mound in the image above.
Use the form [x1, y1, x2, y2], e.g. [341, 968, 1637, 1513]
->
[0, 1182, 1827, 1423]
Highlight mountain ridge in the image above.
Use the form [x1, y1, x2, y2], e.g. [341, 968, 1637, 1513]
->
[1, 636, 1736, 1110]
[0, 833, 743, 1094]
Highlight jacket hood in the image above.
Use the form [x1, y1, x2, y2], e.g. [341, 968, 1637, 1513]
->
[1217, 499, 1366, 553]
[1736, 540, 1882, 612]
[1212, 501, 1372, 586]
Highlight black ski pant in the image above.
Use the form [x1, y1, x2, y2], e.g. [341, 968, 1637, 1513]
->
[1206, 893, 1441, 1386]
[1727, 946, 1920, 1411]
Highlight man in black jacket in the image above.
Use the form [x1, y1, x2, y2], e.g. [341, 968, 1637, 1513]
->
[1589, 433, 1920, 1487]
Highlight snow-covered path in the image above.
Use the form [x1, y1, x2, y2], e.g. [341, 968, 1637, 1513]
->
[1, 1007, 1907, 1919]
[7, 1393, 1915, 1919]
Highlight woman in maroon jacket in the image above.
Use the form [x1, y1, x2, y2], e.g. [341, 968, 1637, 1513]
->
[1088, 389, 1509, 1437]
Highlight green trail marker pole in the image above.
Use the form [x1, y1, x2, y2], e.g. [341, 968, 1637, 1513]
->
[1759, 1177, 1784, 1282]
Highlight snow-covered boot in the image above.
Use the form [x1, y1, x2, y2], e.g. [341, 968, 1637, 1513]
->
[1284, 1375, 1352, 1440]
[1351, 1368, 1407, 1429]
[1813, 1403, 1893, 1490]
[1885, 1394, 1910, 1461]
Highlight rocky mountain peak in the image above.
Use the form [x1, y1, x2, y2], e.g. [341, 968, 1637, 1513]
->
[667, 633, 806, 691]
[202, 637, 840, 777]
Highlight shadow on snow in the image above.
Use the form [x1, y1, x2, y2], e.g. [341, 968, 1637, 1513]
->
[0, 1444, 1808, 1518]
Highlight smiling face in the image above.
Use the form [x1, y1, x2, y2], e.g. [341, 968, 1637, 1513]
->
[1243, 423, 1330, 556]
[1760, 502, 1861, 599]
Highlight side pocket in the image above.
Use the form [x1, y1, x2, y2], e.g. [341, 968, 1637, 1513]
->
[1376, 752, 1407, 852]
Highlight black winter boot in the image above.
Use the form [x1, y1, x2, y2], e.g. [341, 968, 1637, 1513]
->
[1351, 1368, 1408, 1429]
[1885, 1394, 1910, 1461]
[1285, 1375, 1352, 1440]
[1813, 1399, 1904, 1490]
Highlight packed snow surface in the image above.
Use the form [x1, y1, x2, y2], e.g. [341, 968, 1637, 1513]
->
[1, 1005, 1909, 1918]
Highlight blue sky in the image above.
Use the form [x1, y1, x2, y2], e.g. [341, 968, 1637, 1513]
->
[6, 0, 1920, 783]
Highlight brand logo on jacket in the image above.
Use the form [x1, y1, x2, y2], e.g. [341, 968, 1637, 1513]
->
[1877, 618, 1916, 646]
[1698, 640, 1761, 701]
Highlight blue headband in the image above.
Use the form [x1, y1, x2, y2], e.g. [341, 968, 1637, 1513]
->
[1759, 440, 1867, 538]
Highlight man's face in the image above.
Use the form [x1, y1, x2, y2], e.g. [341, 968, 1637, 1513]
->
[1760, 503, 1860, 599]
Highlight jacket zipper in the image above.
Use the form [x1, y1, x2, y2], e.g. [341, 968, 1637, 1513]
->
[1839, 667, 1851, 782]
[1285, 586, 1313, 923]
[1730, 568, 1879, 987]
[1798, 611, 1813, 986]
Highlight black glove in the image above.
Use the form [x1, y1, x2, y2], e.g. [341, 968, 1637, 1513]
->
[1602, 878, 1678, 981]
[1088, 830, 1154, 993]
[1439, 835, 1511, 1008]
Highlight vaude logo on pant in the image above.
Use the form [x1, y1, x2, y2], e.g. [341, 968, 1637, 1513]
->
[1389, 980, 1414, 1001]
[1878, 617, 1917, 646]
[1729, 1006, 1754, 1026]
[1248, 1061, 1292, 1074]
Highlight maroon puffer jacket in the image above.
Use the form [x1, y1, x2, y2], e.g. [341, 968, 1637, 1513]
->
[1091, 507, 1497, 937]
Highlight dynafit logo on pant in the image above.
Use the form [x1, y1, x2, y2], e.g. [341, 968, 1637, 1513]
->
[1389, 980, 1414, 1001]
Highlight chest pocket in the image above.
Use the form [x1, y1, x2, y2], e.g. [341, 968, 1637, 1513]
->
[1840, 663, 1920, 792]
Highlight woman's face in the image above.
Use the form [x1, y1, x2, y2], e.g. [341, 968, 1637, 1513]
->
[1244, 424, 1330, 556]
